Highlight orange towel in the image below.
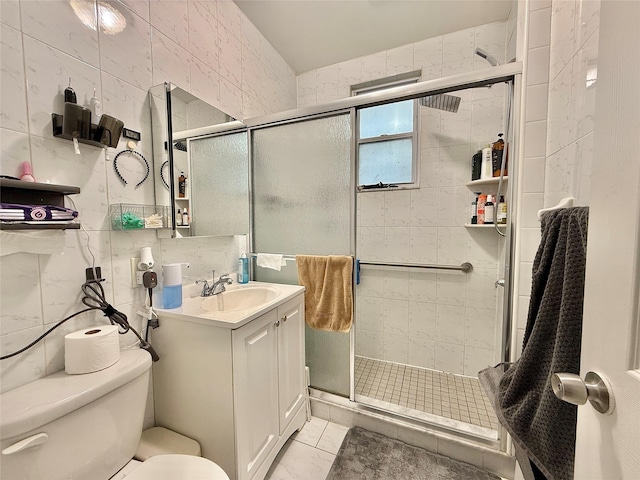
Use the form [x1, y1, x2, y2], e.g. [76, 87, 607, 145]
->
[296, 255, 353, 333]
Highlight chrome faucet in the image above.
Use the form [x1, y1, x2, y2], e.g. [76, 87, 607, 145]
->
[196, 271, 233, 297]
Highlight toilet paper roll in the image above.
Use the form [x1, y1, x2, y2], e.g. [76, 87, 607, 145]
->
[64, 325, 120, 374]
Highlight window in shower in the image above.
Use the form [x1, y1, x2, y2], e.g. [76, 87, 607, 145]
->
[354, 76, 420, 190]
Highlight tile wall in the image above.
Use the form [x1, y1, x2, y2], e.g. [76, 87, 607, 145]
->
[297, 21, 510, 376]
[513, 0, 599, 356]
[0, 0, 296, 400]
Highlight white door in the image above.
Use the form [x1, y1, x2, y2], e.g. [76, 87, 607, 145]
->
[573, 1, 640, 477]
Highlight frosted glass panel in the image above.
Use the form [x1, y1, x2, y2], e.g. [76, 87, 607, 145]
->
[252, 114, 352, 396]
[359, 138, 413, 184]
[190, 132, 248, 235]
[252, 114, 351, 256]
[359, 100, 413, 138]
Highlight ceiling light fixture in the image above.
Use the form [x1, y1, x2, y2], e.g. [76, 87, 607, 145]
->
[70, 0, 126, 35]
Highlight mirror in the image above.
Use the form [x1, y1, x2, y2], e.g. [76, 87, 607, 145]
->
[149, 83, 249, 237]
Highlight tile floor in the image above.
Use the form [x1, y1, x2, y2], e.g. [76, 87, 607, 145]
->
[355, 356, 499, 430]
[265, 417, 349, 480]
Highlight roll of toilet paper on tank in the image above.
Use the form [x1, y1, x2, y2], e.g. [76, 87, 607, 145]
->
[64, 325, 120, 374]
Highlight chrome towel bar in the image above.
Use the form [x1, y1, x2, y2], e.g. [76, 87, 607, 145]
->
[358, 261, 473, 273]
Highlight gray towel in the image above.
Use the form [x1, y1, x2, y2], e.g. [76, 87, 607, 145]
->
[479, 207, 589, 480]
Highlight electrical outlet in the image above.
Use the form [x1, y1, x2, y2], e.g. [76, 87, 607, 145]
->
[130, 258, 139, 288]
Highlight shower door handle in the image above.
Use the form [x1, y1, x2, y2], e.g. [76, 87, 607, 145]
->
[551, 371, 614, 415]
[495, 279, 505, 288]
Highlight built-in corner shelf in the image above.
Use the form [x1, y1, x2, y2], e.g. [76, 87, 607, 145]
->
[465, 176, 508, 189]
[464, 223, 506, 228]
[0, 178, 80, 230]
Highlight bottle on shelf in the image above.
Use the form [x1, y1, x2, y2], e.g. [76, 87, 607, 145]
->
[481, 145, 493, 179]
[485, 195, 495, 224]
[497, 195, 508, 224]
[178, 171, 187, 198]
[477, 194, 487, 224]
[182, 207, 189, 226]
[492, 133, 507, 177]
[470, 192, 480, 224]
[471, 150, 482, 181]
[176, 208, 182, 226]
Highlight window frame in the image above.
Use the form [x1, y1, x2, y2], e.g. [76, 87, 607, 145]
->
[353, 74, 421, 192]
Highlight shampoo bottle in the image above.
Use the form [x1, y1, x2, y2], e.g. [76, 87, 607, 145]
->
[497, 196, 507, 224]
[238, 253, 249, 284]
[481, 145, 493, 179]
[182, 207, 189, 226]
[178, 172, 186, 198]
[176, 208, 182, 226]
[477, 194, 487, 224]
[471, 150, 482, 181]
[485, 195, 495, 224]
[492, 133, 506, 177]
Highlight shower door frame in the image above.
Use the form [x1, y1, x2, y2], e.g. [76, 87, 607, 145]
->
[244, 61, 523, 446]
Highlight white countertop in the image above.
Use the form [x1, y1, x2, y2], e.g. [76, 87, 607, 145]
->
[154, 281, 305, 329]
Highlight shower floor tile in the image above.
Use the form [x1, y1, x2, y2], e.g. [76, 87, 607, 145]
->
[355, 356, 499, 431]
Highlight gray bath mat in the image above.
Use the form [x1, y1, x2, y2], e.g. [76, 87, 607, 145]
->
[326, 427, 500, 480]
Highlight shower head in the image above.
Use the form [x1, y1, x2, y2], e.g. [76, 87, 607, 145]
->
[475, 47, 500, 67]
[419, 93, 461, 113]
[173, 141, 187, 152]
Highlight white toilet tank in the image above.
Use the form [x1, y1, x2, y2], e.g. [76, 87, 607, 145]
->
[0, 349, 152, 480]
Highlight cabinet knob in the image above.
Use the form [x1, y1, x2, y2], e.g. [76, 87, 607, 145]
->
[275, 320, 280, 327]
[282, 315, 287, 322]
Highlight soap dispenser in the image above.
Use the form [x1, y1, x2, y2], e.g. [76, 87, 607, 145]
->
[162, 263, 189, 309]
[238, 253, 249, 284]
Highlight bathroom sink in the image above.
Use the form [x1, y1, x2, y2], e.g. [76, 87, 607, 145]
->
[200, 286, 280, 312]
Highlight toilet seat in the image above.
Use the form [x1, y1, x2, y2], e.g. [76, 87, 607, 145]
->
[125, 454, 230, 480]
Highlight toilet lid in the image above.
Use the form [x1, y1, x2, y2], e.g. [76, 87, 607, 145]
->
[125, 454, 230, 480]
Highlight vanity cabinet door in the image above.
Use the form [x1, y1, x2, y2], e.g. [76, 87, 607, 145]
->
[276, 296, 306, 435]
[232, 309, 279, 480]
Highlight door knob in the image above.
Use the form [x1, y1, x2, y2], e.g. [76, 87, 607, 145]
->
[551, 371, 614, 415]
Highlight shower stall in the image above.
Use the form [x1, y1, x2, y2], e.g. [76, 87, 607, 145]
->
[245, 62, 520, 447]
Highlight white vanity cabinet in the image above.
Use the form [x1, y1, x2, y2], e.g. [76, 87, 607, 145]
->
[152, 288, 306, 480]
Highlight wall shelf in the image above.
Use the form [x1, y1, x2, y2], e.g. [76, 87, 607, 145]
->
[51, 113, 106, 148]
[466, 176, 508, 189]
[110, 204, 169, 230]
[0, 178, 81, 230]
[464, 223, 506, 228]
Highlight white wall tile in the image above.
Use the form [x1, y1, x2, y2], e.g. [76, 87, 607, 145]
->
[0, 0, 21, 28]
[20, 0, 99, 65]
[23, 36, 101, 137]
[119, 0, 150, 22]
[188, 1, 219, 68]
[384, 227, 411, 263]
[520, 192, 544, 228]
[151, 28, 190, 89]
[525, 84, 549, 123]
[576, 0, 600, 49]
[0, 253, 42, 335]
[150, 0, 188, 49]
[522, 157, 545, 193]
[436, 304, 466, 344]
[442, 28, 474, 76]
[408, 337, 435, 368]
[1, 326, 45, 393]
[523, 120, 547, 157]
[218, 24, 242, 87]
[434, 342, 464, 373]
[547, 60, 575, 155]
[30, 137, 109, 230]
[465, 307, 496, 349]
[463, 346, 494, 376]
[383, 333, 408, 363]
[386, 44, 413, 76]
[436, 272, 466, 307]
[361, 52, 386, 82]
[408, 271, 438, 303]
[408, 301, 436, 341]
[0, 129, 31, 177]
[528, 7, 552, 49]
[383, 299, 409, 336]
[410, 226, 438, 264]
[526, 46, 550, 86]
[357, 296, 384, 333]
[382, 268, 410, 300]
[465, 268, 497, 311]
[549, 0, 577, 80]
[191, 57, 221, 110]
[1, 24, 28, 132]
[474, 22, 507, 68]
[384, 190, 411, 226]
[99, 1, 152, 89]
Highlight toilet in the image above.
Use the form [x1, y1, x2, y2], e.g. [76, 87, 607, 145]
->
[0, 349, 229, 480]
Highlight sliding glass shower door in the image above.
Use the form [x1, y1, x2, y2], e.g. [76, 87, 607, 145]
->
[251, 113, 353, 396]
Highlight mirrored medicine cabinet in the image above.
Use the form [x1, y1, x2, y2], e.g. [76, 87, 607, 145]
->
[149, 83, 250, 238]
